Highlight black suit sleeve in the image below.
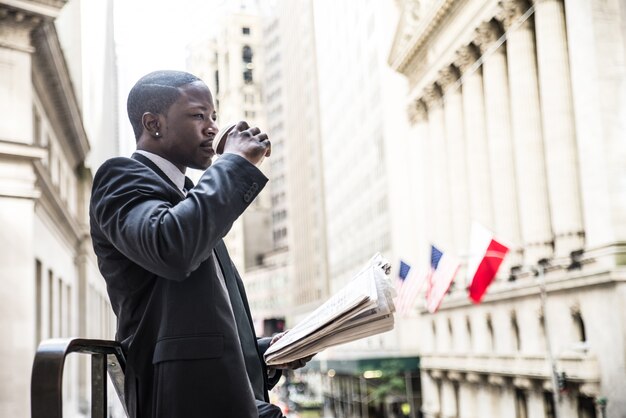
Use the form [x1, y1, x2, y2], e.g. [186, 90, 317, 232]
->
[257, 337, 283, 389]
[90, 154, 267, 281]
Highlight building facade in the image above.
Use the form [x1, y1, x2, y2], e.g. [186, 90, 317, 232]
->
[260, 0, 330, 323]
[389, 0, 626, 416]
[309, 0, 424, 414]
[187, 7, 273, 274]
[0, 0, 118, 416]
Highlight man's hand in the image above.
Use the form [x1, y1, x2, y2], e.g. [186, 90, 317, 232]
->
[222, 120, 271, 166]
[269, 331, 315, 370]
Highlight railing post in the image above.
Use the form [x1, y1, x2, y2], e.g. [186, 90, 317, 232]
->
[92, 353, 107, 418]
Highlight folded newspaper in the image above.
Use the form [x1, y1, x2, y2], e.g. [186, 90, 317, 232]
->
[264, 253, 397, 366]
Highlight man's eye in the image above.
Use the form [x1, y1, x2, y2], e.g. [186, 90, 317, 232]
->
[193, 114, 205, 119]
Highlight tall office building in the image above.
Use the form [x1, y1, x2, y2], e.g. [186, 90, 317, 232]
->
[187, 6, 272, 274]
[259, 0, 330, 323]
[389, 0, 626, 416]
[0, 0, 118, 416]
[187, 1, 332, 336]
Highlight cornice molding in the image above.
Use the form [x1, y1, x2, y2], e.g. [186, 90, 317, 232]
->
[0, 138, 47, 160]
[0, 0, 66, 19]
[34, 160, 82, 245]
[31, 21, 90, 167]
[389, 0, 461, 75]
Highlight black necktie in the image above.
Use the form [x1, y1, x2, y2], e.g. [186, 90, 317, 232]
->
[183, 176, 194, 195]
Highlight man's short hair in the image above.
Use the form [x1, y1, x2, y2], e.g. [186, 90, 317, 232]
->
[127, 70, 201, 140]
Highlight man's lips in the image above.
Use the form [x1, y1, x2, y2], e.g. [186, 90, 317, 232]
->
[199, 141, 215, 155]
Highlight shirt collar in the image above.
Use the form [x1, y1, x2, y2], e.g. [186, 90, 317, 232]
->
[135, 150, 186, 194]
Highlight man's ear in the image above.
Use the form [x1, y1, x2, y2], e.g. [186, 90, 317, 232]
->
[142, 112, 162, 138]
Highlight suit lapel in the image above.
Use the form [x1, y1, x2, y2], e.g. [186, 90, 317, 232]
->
[214, 241, 256, 330]
[132, 153, 186, 199]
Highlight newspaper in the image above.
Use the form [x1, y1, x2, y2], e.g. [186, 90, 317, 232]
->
[264, 253, 396, 366]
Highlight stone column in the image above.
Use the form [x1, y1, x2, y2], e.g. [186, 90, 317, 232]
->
[420, 371, 440, 418]
[533, 0, 584, 257]
[439, 65, 470, 263]
[498, 0, 553, 265]
[526, 388, 546, 418]
[407, 99, 433, 266]
[475, 20, 523, 271]
[459, 381, 477, 418]
[497, 383, 517, 417]
[476, 381, 496, 417]
[440, 379, 458, 418]
[455, 44, 494, 232]
[422, 85, 454, 252]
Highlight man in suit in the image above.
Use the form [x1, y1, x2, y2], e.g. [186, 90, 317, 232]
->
[90, 70, 299, 417]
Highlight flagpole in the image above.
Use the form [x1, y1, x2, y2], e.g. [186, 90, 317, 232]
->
[537, 258, 561, 418]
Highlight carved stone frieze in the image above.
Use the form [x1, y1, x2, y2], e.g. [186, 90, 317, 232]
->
[388, 0, 461, 74]
[438, 65, 460, 92]
[496, 0, 532, 29]
[0, 5, 43, 52]
[454, 44, 480, 74]
[422, 84, 443, 107]
[407, 98, 428, 124]
[475, 20, 504, 54]
[512, 376, 533, 389]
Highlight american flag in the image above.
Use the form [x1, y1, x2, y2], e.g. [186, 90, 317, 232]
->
[426, 244, 459, 313]
[395, 260, 427, 316]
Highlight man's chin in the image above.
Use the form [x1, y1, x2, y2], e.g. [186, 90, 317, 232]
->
[191, 159, 212, 171]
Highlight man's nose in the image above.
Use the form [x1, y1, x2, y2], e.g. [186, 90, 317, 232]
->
[205, 120, 218, 135]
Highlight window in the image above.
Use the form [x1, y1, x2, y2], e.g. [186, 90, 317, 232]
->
[511, 313, 521, 351]
[33, 106, 41, 146]
[35, 260, 42, 345]
[466, 317, 472, 351]
[243, 69, 253, 84]
[572, 309, 587, 342]
[242, 45, 253, 63]
[486, 315, 495, 351]
[242, 27, 250, 35]
[48, 269, 54, 337]
[431, 321, 437, 350]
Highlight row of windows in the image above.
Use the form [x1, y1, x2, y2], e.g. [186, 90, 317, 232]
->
[273, 227, 287, 242]
[33, 104, 78, 215]
[35, 259, 115, 346]
[271, 191, 286, 206]
[34, 259, 71, 345]
[272, 209, 287, 223]
[431, 308, 587, 353]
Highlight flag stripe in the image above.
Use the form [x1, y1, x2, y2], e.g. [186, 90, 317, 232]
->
[426, 246, 459, 313]
[468, 239, 508, 303]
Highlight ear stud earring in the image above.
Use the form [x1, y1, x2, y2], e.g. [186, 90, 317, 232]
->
[155, 132, 160, 136]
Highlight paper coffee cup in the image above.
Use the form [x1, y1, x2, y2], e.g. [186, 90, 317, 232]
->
[213, 122, 237, 156]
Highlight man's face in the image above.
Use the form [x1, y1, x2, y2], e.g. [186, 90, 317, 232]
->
[159, 81, 218, 171]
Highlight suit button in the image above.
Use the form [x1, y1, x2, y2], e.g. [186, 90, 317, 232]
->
[244, 193, 251, 203]
[251, 182, 259, 192]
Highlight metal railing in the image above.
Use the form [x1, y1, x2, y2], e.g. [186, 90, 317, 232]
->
[31, 338, 128, 418]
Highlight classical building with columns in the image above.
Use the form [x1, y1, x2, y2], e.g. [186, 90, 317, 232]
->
[389, 0, 626, 417]
[0, 0, 118, 416]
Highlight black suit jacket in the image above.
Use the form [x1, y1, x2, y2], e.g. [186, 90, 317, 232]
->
[90, 153, 274, 417]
